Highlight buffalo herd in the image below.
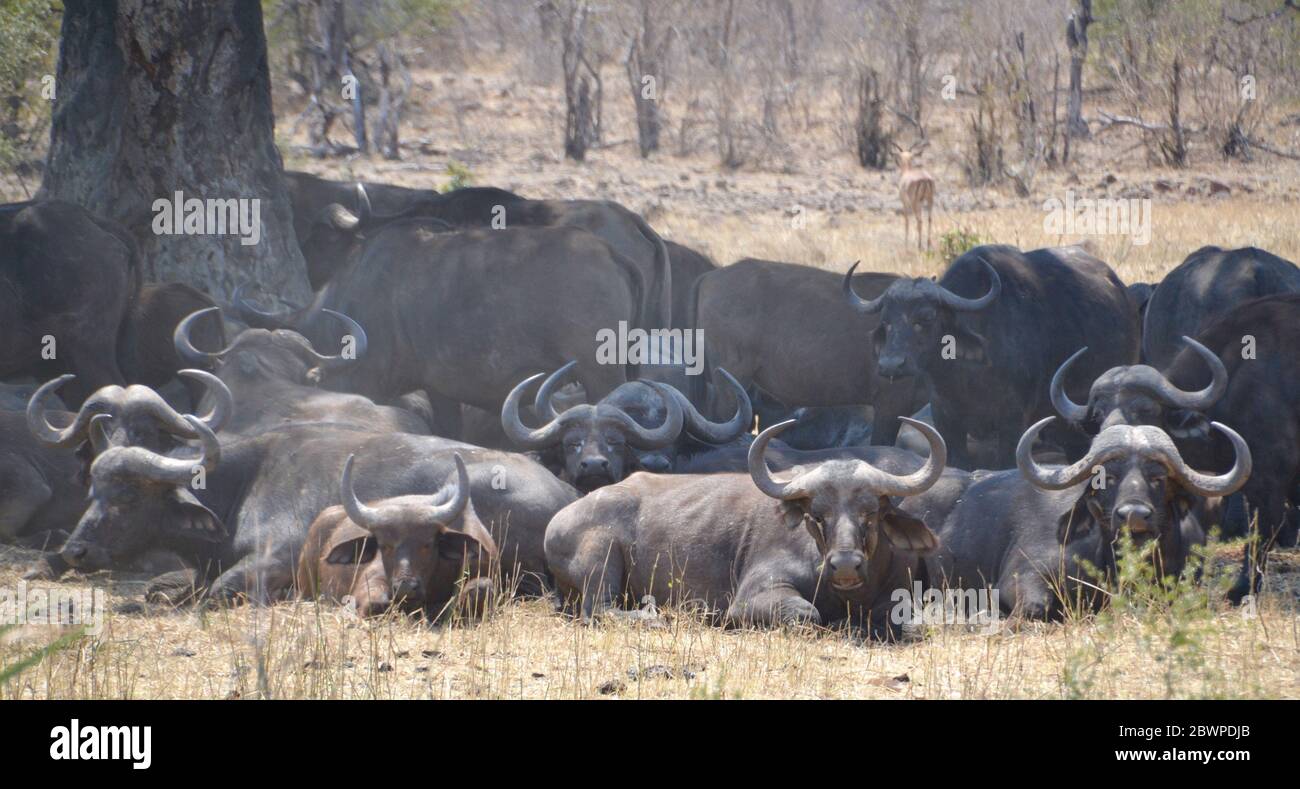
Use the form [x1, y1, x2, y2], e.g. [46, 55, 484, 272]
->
[2, 175, 1296, 637]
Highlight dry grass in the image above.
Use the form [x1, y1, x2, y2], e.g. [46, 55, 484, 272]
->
[3, 542, 1300, 700]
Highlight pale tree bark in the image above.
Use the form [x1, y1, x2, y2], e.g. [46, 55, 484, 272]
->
[39, 0, 311, 303]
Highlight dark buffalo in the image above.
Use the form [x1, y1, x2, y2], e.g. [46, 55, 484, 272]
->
[0, 410, 83, 548]
[58, 416, 574, 602]
[500, 363, 753, 491]
[846, 244, 1139, 469]
[1050, 336, 1227, 435]
[287, 175, 671, 329]
[665, 240, 716, 330]
[1, 200, 139, 406]
[118, 283, 226, 405]
[695, 258, 926, 445]
[246, 222, 648, 438]
[1142, 246, 1300, 369]
[1127, 282, 1155, 324]
[926, 418, 1250, 619]
[1162, 294, 1300, 601]
[283, 171, 523, 290]
[173, 307, 428, 435]
[296, 454, 497, 619]
[544, 417, 950, 633]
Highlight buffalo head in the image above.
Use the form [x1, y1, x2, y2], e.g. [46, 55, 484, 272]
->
[176, 305, 366, 387]
[60, 414, 225, 571]
[334, 454, 496, 618]
[1018, 417, 1250, 550]
[748, 416, 946, 592]
[844, 258, 1001, 379]
[1050, 335, 1227, 434]
[501, 363, 750, 491]
[28, 370, 231, 475]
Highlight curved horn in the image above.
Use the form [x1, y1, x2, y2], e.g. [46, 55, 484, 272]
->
[604, 383, 684, 449]
[748, 419, 801, 500]
[663, 368, 751, 444]
[341, 453, 470, 530]
[425, 453, 471, 526]
[843, 261, 887, 314]
[177, 369, 233, 432]
[354, 183, 372, 223]
[1167, 422, 1252, 497]
[1150, 336, 1228, 410]
[95, 414, 219, 485]
[326, 203, 360, 231]
[500, 373, 567, 449]
[232, 283, 291, 329]
[308, 309, 368, 365]
[1050, 347, 1091, 423]
[27, 375, 112, 447]
[868, 416, 947, 497]
[533, 361, 579, 421]
[937, 258, 1001, 311]
[174, 307, 235, 367]
[1017, 417, 1100, 490]
[340, 454, 384, 529]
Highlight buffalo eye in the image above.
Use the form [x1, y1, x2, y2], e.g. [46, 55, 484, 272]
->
[564, 440, 582, 453]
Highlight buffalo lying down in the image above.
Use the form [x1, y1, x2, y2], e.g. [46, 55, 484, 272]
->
[544, 417, 951, 634]
[926, 417, 1250, 619]
[297, 454, 496, 620]
[501, 363, 751, 491]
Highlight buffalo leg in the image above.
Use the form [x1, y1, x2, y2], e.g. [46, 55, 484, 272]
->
[725, 580, 820, 629]
[206, 554, 297, 606]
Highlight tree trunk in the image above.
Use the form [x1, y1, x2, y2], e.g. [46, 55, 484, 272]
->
[39, 0, 311, 303]
[1066, 0, 1092, 138]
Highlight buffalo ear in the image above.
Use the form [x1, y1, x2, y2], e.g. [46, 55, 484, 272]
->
[1056, 496, 1097, 544]
[1166, 409, 1211, 441]
[437, 507, 497, 564]
[879, 499, 940, 555]
[952, 326, 989, 364]
[326, 536, 377, 565]
[167, 487, 228, 543]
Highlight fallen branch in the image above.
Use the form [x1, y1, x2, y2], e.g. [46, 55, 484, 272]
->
[1244, 135, 1300, 161]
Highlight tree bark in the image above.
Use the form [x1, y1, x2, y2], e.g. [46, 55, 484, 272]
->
[1066, 0, 1092, 138]
[39, 0, 311, 303]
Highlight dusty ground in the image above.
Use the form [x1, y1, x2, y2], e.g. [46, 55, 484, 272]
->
[3, 59, 1300, 699]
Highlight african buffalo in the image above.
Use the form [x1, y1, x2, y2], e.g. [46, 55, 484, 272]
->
[544, 417, 950, 634]
[695, 258, 926, 445]
[1050, 336, 1227, 435]
[283, 171, 523, 290]
[173, 307, 428, 435]
[245, 221, 649, 438]
[1162, 294, 1300, 601]
[846, 244, 1139, 469]
[665, 240, 716, 330]
[1, 200, 139, 405]
[926, 417, 1250, 619]
[501, 363, 752, 491]
[296, 454, 497, 620]
[0, 410, 83, 548]
[118, 283, 226, 405]
[1142, 246, 1300, 369]
[58, 415, 574, 602]
[287, 174, 671, 329]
